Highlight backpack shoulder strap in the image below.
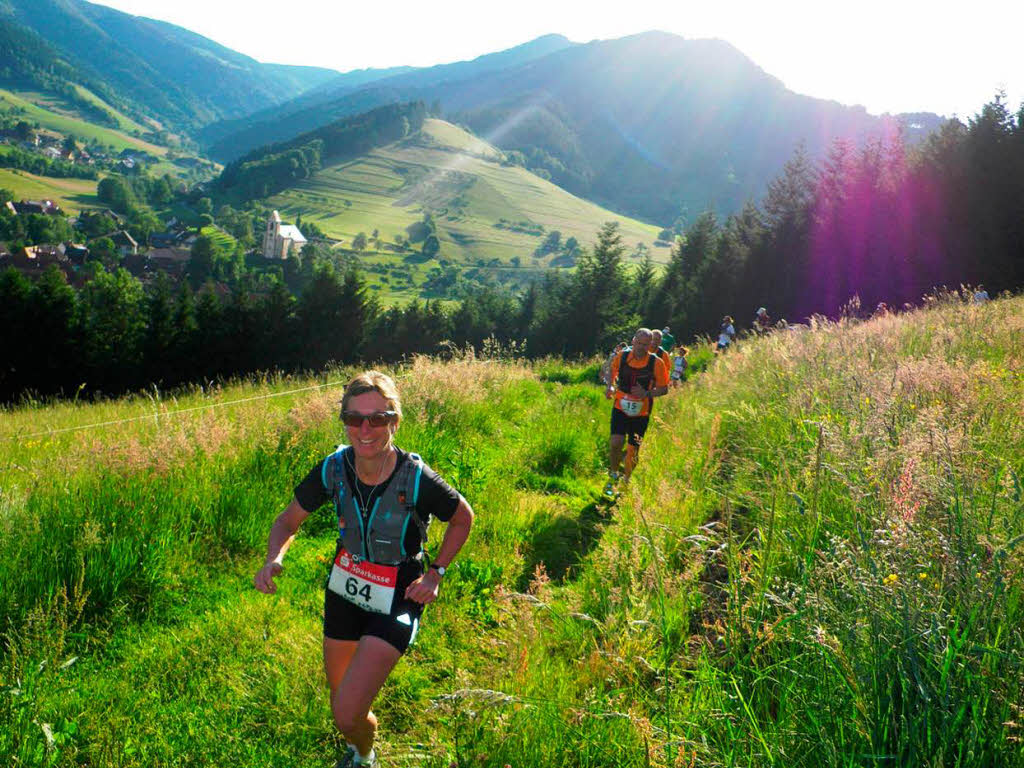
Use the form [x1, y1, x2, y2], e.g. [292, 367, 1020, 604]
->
[616, 350, 631, 390]
[322, 445, 350, 507]
[398, 453, 429, 556]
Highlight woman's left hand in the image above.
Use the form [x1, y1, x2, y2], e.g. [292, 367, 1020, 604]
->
[405, 568, 441, 604]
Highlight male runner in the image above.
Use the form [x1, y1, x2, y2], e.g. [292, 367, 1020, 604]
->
[604, 328, 669, 495]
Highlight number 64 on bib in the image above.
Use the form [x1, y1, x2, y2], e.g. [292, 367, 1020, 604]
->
[328, 547, 398, 615]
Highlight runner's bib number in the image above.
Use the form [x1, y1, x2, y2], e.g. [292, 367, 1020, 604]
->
[618, 396, 644, 417]
[328, 547, 398, 615]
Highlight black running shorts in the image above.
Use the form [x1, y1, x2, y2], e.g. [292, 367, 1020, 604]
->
[323, 560, 425, 653]
[610, 408, 650, 448]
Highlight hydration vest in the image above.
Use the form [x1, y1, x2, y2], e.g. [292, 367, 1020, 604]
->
[321, 446, 428, 565]
[616, 350, 658, 408]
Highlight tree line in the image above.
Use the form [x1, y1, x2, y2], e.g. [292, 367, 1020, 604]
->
[1, 95, 1021, 403]
[215, 102, 427, 200]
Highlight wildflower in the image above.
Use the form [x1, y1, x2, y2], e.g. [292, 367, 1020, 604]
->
[976, 571, 983, 579]
[918, 572, 928, 581]
[865, 397, 871, 405]
[883, 573, 899, 586]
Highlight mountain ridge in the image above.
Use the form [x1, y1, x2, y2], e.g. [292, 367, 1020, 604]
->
[206, 30, 945, 223]
[0, 0, 341, 132]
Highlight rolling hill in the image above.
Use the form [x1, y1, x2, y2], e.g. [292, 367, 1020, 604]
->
[0, 0, 339, 133]
[0, 84, 218, 211]
[198, 34, 576, 149]
[208, 31, 946, 225]
[265, 118, 665, 300]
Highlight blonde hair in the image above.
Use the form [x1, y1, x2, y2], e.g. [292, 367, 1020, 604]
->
[341, 371, 403, 419]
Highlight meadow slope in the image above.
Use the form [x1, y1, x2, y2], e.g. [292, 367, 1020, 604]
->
[268, 119, 665, 299]
[1, 294, 1022, 767]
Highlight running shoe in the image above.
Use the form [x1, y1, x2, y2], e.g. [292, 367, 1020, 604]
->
[334, 747, 357, 768]
[603, 474, 618, 497]
[355, 751, 378, 767]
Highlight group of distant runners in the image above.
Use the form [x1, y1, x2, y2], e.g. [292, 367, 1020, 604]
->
[251, 309, 774, 766]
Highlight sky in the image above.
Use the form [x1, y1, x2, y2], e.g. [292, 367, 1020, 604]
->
[90, 0, 1020, 119]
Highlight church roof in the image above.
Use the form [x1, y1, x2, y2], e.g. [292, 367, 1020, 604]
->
[278, 224, 306, 243]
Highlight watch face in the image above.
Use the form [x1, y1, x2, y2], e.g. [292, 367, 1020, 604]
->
[433, 564, 445, 576]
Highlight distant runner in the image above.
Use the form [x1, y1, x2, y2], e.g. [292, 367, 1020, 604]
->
[604, 328, 669, 495]
[716, 316, 736, 353]
[660, 326, 676, 353]
[670, 345, 689, 387]
[651, 328, 673, 373]
[599, 341, 629, 386]
[753, 307, 772, 334]
[255, 371, 474, 768]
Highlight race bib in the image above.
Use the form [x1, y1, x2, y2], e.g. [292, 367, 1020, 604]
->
[328, 547, 398, 615]
[619, 396, 644, 417]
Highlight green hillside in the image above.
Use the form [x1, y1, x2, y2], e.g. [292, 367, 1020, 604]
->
[0, 168, 99, 213]
[1, 295, 1020, 766]
[269, 119, 666, 297]
[0, 88, 167, 158]
[1, 0, 340, 134]
[0, 86, 220, 210]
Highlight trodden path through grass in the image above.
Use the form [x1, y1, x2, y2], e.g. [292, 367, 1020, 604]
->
[2, 295, 1023, 766]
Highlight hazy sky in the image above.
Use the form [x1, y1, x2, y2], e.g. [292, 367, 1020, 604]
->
[91, 0, 1019, 119]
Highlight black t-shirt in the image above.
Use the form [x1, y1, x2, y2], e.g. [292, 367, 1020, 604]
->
[294, 447, 460, 557]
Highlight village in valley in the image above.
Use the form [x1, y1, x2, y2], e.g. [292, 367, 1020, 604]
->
[0, 119, 310, 288]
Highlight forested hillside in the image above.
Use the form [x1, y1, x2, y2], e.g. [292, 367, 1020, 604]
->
[0, 0, 339, 133]
[198, 35, 575, 150]
[205, 31, 945, 224]
[2, 93, 1021, 405]
[215, 102, 428, 200]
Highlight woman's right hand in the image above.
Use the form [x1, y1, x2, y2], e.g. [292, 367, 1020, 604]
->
[254, 561, 283, 594]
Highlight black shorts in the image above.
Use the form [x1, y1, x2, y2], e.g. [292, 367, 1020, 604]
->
[323, 559, 425, 653]
[610, 407, 650, 447]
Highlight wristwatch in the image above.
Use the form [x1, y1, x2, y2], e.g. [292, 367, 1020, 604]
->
[430, 563, 446, 577]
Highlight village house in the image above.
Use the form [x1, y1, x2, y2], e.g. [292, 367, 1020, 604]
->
[58, 242, 90, 266]
[109, 230, 138, 257]
[2, 245, 74, 281]
[11, 199, 63, 216]
[149, 230, 187, 248]
[262, 210, 306, 260]
[122, 251, 148, 278]
[148, 246, 190, 276]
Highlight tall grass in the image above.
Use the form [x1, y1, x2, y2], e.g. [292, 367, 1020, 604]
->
[2, 295, 1022, 767]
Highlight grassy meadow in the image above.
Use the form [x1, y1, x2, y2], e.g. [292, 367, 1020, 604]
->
[1, 87, 212, 186]
[269, 119, 666, 298]
[0, 167, 100, 214]
[1, 294, 1022, 767]
[0, 89, 166, 159]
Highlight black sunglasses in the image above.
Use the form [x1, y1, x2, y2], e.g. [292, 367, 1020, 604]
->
[341, 410, 398, 428]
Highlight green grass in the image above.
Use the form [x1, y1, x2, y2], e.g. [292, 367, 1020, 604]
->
[0, 88, 207, 180]
[2, 295, 1022, 767]
[269, 119, 666, 300]
[199, 224, 236, 252]
[0, 167, 100, 213]
[0, 89, 165, 157]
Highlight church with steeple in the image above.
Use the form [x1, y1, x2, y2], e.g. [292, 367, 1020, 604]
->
[262, 210, 307, 259]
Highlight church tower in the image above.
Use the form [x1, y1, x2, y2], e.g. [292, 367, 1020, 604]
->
[262, 210, 281, 259]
